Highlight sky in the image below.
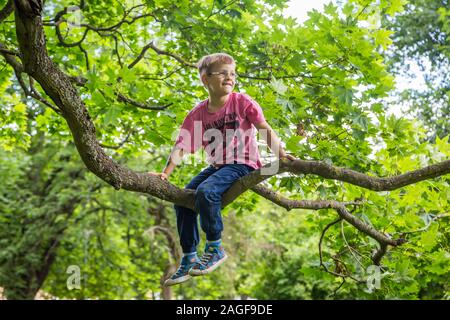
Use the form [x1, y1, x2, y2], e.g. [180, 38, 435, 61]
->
[284, 0, 333, 23]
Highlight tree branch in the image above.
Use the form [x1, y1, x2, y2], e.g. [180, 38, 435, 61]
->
[128, 41, 154, 69]
[250, 184, 363, 211]
[116, 92, 173, 110]
[0, 0, 13, 23]
[222, 159, 450, 207]
[0, 47, 20, 56]
[335, 205, 406, 246]
[99, 129, 134, 150]
[251, 183, 405, 267]
[28, 76, 61, 113]
[0, 41, 61, 113]
[70, 76, 173, 111]
[371, 243, 387, 266]
[147, 41, 197, 68]
[286, 159, 450, 191]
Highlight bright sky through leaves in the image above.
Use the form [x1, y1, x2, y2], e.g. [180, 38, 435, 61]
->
[285, 0, 426, 117]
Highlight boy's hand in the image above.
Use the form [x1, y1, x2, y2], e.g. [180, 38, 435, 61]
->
[281, 154, 296, 161]
[279, 150, 296, 161]
[149, 172, 169, 181]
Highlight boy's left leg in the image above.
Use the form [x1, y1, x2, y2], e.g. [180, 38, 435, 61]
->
[164, 165, 218, 286]
[189, 163, 254, 276]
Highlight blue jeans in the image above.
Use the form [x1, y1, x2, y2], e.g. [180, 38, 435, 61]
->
[174, 163, 255, 253]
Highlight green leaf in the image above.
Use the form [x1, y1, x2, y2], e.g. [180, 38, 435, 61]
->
[286, 135, 302, 153]
[385, 0, 407, 16]
[352, 113, 368, 131]
[335, 86, 353, 106]
[86, 65, 99, 91]
[14, 103, 27, 114]
[118, 68, 137, 83]
[270, 77, 288, 95]
[103, 105, 121, 126]
[343, 3, 354, 16]
[276, 97, 295, 113]
[372, 29, 393, 50]
[420, 223, 439, 252]
[435, 135, 450, 156]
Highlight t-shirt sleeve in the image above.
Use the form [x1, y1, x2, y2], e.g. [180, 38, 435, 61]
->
[174, 111, 202, 153]
[244, 95, 266, 126]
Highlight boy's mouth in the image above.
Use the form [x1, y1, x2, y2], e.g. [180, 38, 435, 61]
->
[223, 82, 233, 86]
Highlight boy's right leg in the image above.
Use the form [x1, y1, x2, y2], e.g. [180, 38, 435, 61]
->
[164, 166, 218, 286]
[175, 165, 218, 254]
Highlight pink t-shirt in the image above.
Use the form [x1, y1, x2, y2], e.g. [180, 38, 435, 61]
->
[175, 92, 266, 169]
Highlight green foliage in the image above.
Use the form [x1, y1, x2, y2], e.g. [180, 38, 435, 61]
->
[0, 138, 97, 299]
[384, 0, 450, 139]
[0, 0, 449, 300]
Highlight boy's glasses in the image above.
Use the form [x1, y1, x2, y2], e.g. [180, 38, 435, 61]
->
[208, 71, 237, 79]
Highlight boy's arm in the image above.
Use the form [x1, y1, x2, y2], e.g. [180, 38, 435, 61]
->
[150, 146, 185, 181]
[254, 121, 296, 161]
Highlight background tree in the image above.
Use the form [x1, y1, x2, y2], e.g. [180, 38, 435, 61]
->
[0, 134, 101, 299]
[384, 0, 450, 140]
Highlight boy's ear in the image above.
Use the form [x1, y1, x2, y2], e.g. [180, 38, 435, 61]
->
[200, 73, 209, 86]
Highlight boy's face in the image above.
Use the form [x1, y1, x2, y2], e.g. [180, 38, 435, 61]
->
[202, 63, 236, 97]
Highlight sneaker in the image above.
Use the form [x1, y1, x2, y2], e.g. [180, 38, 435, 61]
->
[163, 255, 200, 286]
[189, 245, 228, 276]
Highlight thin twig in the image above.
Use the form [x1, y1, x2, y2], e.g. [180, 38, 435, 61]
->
[341, 220, 365, 270]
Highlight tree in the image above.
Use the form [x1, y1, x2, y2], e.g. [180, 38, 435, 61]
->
[384, 0, 450, 139]
[0, 134, 101, 299]
[0, 0, 449, 299]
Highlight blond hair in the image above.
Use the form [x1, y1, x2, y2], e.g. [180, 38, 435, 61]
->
[196, 53, 236, 77]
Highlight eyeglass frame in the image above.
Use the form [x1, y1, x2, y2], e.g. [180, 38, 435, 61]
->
[207, 71, 238, 79]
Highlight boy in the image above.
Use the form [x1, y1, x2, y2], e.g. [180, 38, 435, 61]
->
[151, 53, 294, 286]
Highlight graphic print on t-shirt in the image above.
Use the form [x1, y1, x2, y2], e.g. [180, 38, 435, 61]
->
[204, 112, 240, 163]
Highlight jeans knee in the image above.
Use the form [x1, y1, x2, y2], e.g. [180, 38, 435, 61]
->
[195, 186, 220, 203]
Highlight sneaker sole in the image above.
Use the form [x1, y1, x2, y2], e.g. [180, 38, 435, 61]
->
[188, 254, 228, 276]
[163, 274, 191, 286]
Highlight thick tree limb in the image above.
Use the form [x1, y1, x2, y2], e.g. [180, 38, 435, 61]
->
[0, 47, 20, 56]
[222, 159, 450, 206]
[285, 159, 450, 191]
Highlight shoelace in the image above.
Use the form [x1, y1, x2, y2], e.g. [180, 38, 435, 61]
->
[199, 252, 213, 265]
[174, 265, 189, 277]
[199, 246, 221, 266]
